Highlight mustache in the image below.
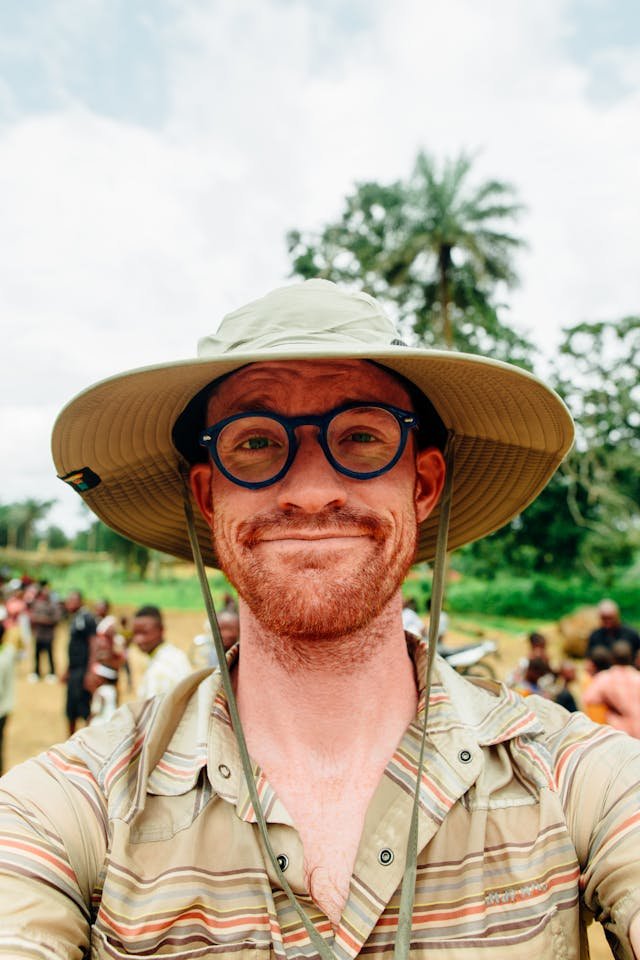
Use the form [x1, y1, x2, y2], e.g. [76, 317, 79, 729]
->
[236, 507, 392, 547]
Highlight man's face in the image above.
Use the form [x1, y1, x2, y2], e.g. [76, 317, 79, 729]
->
[218, 612, 240, 650]
[132, 616, 164, 654]
[191, 360, 444, 646]
[599, 603, 620, 630]
[65, 592, 82, 613]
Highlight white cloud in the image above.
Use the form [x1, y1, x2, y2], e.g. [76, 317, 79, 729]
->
[0, 0, 639, 532]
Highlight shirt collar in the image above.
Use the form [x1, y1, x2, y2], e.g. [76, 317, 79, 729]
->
[146, 636, 543, 801]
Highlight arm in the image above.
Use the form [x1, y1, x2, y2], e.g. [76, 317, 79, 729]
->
[543, 704, 640, 958]
[0, 746, 108, 959]
[630, 914, 640, 959]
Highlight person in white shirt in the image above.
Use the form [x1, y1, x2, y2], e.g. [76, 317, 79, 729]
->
[132, 605, 192, 700]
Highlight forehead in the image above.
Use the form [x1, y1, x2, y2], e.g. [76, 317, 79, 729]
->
[133, 616, 160, 628]
[209, 359, 411, 417]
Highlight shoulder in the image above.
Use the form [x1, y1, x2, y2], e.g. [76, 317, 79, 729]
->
[25, 668, 212, 816]
[158, 642, 192, 668]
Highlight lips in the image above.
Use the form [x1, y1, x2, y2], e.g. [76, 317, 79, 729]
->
[258, 531, 365, 542]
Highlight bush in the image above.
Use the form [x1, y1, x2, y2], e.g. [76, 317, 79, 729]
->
[446, 573, 640, 622]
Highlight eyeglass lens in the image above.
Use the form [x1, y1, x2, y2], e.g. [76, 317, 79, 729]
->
[216, 406, 403, 484]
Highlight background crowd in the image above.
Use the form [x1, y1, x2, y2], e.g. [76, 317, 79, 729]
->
[1, 569, 639, 779]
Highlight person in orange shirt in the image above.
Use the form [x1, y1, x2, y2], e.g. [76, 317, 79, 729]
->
[583, 641, 640, 736]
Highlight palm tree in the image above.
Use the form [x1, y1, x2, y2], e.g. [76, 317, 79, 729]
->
[287, 150, 530, 363]
[3, 498, 55, 549]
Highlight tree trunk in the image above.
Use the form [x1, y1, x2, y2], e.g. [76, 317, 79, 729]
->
[438, 245, 453, 348]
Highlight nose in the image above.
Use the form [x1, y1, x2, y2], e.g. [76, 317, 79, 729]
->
[275, 426, 347, 513]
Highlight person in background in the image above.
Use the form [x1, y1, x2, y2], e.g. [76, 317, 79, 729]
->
[581, 645, 613, 724]
[133, 605, 192, 699]
[86, 616, 127, 726]
[552, 661, 578, 713]
[512, 656, 553, 698]
[0, 624, 17, 776]
[3, 585, 31, 658]
[401, 596, 425, 640]
[586, 599, 640, 661]
[190, 608, 240, 669]
[506, 631, 551, 688]
[62, 591, 97, 736]
[582, 640, 640, 737]
[28, 580, 60, 682]
[93, 598, 111, 620]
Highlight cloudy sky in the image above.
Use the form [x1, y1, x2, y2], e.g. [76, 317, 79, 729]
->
[1, 0, 639, 535]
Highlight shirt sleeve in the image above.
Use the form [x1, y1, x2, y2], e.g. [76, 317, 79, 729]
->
[0, 745, 108, 959]
[532, 698, 640, 958]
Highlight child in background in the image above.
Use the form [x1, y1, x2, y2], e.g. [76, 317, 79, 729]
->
[580, 645, 612, 724]
[86, 616, 126, 726]
[0, 623, 17, 775]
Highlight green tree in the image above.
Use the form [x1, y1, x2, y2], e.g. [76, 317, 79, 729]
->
[74, 520, 151, 579]
[45, 525, 70, 549]
[287, 150, 532, 364]
[0, 498, 55, 549]
[553, 315, 640, 581]
[457, 315, 640, 583]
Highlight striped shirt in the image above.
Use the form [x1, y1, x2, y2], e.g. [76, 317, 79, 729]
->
[1, 637, 640, 959]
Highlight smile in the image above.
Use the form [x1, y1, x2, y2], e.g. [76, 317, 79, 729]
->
[257, 531, 368, 542]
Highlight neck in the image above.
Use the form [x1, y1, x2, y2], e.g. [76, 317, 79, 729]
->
[235, 592, 418, 769]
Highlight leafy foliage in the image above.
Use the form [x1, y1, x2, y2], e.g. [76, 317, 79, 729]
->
[0, 499, 55, 550]
[457, 316, 640, 582]
[553, 316, 640, 579]
[73, 521, 151, 579]
[287, 150, 533, 365]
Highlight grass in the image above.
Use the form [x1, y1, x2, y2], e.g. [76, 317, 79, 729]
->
[22, 560, 233, 611]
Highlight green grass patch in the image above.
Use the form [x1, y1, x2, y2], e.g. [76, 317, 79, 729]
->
[25, 561, 233, 612]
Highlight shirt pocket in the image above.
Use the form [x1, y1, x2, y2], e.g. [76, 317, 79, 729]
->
[407, 907, 575, 959]
[91, 926, 273, 959]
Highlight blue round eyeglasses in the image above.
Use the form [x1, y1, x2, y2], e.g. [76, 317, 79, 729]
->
[199, 402, 419, 489]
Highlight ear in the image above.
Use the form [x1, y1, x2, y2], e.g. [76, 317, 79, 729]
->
[190, 462, 214, 526]
[414, 447, 446, 523]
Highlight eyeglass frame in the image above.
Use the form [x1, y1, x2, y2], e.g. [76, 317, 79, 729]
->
[198, 401, 420, 489]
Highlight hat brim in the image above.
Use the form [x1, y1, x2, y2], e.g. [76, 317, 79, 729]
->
[51, 343, 574, 568]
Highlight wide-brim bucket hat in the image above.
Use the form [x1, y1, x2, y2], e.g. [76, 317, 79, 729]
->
[52, 279, 574, 566]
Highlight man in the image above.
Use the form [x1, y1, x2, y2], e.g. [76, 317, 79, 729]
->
[191, 608, 240, 668]
[583, 640, 640, 738]
[587, 598, 640, 660]
[63, 590, 96, 735]
[1, 280, 640, 959]
[27, 579, 60, 682]
[132, 604, 192, 698]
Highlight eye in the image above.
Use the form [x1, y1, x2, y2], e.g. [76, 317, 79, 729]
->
[346, 431, 378, 443]
[240, 435, 279, 450]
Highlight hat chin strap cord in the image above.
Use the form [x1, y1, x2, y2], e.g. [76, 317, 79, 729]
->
[180, 434, 456, 960]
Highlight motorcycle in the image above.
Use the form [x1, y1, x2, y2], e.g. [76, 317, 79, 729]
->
[438, 637, 499, 680]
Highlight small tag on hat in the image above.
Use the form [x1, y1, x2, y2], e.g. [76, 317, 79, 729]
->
[59, 467, 101, 492]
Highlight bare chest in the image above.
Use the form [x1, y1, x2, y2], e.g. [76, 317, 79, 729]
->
[270, 770, 383, 926]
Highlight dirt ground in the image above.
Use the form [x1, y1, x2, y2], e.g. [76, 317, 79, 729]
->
[2, 608, 611, 958]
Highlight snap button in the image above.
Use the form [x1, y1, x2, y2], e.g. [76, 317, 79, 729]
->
[378, 848, 394, 866]
[458, 749, 472, 763]
[277, 854, 289, 872]
[218, 763, 231, 779]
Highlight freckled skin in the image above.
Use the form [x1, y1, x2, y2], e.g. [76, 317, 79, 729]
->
[191, 359, 445, 927]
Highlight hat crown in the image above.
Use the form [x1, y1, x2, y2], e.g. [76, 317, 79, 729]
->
[198, 279, 403, 357]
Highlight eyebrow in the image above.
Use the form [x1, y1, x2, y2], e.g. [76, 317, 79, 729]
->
[214, 395, 395, 421]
